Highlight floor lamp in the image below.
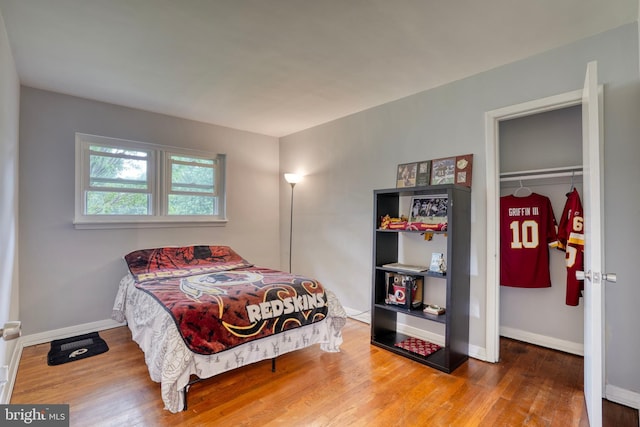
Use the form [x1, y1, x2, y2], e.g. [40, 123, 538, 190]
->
[284, 173, 303, 273]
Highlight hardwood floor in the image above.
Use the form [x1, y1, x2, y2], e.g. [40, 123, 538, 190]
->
[11, 319, 638, 426]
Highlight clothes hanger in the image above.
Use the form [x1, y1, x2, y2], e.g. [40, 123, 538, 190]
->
[513, 179, 532, 197]
[568, 170, 575, 193]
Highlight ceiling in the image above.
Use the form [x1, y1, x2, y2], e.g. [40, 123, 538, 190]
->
[0, 1, 637, 137]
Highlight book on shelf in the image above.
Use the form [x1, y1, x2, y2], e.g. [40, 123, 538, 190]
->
[423, 304, 445, 315]
[382, 263, 428, 272]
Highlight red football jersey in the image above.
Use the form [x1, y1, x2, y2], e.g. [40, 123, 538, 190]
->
[500, 193, 558, 288]
[556, 189, 585, 306]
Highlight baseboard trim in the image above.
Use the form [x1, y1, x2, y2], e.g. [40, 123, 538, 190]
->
[20, 319, 123, 348]
[500, 326, 584, 356]
[468, 343, 487, 361]
[606, 384, 640, 410]
[345, 306, 371, 324]
[1, 318, 124, 405]
[0, 339, 23, 405]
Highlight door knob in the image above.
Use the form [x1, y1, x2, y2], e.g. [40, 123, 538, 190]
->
[576, 270, 617, 283]
[576, 270, 590, 281]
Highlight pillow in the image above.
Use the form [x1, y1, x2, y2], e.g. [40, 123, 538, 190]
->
[124, 245, 253, 282]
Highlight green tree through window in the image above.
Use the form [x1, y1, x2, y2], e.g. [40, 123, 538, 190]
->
[87, 145, 150, 215]
[168, 154, 217, 215]
[75, 133, 226, 226]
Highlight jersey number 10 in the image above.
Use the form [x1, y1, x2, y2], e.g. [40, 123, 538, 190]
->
[509, 220, 539, 249]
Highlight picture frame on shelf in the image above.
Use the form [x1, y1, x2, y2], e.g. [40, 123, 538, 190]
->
[455, 154, 473, 187]
[429, 252, 446, 274]
[415, 160, 431, 187]
[396, 162, 417, 188]
[430, 157, 456, 185]
[408, 195, 448, 231]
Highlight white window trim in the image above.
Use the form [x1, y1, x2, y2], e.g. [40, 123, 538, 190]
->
[74, 133, 227, 229]
[164, 151, 219, 215]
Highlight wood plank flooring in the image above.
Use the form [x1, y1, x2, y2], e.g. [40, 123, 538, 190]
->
[11, 319, 638, 426]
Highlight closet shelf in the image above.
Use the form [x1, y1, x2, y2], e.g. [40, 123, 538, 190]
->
[499, 165, 583, 182]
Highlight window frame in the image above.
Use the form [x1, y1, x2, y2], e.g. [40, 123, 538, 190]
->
[74, 133, 227, 229]
[164, 151, 219, 216]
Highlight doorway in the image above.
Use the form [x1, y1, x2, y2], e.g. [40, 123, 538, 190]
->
[484, 88, 584, 363]
[486, 62, 606, 426]
[498, 106, 584, 355]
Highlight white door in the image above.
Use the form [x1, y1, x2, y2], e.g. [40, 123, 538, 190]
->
[485, 62, 611, 424]
[580, 60, 608, 427]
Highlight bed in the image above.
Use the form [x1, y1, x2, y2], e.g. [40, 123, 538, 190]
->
[111, 245, 346, 413]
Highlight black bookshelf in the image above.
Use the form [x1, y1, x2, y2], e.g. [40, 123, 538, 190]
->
[370, 184, 470, 373]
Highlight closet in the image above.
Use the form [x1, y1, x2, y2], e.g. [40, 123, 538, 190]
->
[498, 105, 584, 355]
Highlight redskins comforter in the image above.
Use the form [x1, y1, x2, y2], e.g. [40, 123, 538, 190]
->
[112, 245, 346, 412]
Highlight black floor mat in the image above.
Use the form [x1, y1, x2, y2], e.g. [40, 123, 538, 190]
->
[47, 332, 109, 366]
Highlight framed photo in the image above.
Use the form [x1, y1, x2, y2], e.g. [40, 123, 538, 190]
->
[408, 195, 448, 229]
[396, 162, 417, 188]
[415, 160, 431, 187]
[429, 252, 446, 274]
[430, 157, 456, 185]
[455, 154, 473, 187]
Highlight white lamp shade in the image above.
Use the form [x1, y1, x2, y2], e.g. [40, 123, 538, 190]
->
[284, 173, 303, 184]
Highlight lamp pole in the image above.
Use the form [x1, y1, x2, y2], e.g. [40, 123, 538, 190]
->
[288, 181, 296, 273]
[284, 173, 302, 273]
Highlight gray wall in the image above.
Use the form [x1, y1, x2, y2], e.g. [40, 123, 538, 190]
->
[0, 9, 19, 374]
[280, 24, 640, 397]
[18, 88, 280, 335]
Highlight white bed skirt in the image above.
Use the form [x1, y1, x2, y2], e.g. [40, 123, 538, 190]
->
[112, 274, 346, 413]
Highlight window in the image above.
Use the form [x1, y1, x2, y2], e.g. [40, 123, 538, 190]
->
[166, 154, 216, 216]
[85, 143, 154, 216]
[75, 133, 226, 228]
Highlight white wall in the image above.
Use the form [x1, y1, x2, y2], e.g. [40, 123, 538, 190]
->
[280, 24, 640, 398]
[18, 88, 280, 335]
[0, 8, 20, 400]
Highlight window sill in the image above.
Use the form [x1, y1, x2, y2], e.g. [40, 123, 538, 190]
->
[73, 218, 228, 230]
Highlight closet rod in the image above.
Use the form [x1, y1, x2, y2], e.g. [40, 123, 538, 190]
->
[499, 165, 583, 182]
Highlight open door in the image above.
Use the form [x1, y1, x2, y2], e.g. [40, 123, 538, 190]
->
[485, 62, 613, 425]
[580, 60, 615, 427]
